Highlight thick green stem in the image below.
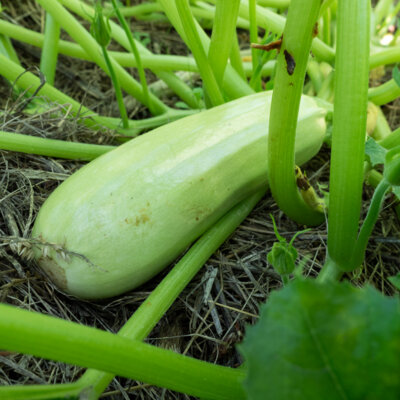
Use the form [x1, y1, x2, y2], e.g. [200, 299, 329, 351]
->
[40, 13, 60, 85]
[230, 35, 247, 80]
[379, 127, 400, 149]
[249, 0, 261, 91]
[0, 19, 273, 82]
[374, 0, 392, 27]
[316, 69, 334, 101]
[77, 190, 265, 397]
[0, 131, 115, 160]
[0, 55, 194, 135]
[349, 179, 391, 269]
[0, 33, 21, 94]
[319, 0, 336, 19]
[36, 0, 168, 115]
[322, 7, 331, 46]
[0, 33, 20, 65]
[157, 0, 254, 100]
[372, 105, 392, 141]
[307, 59, 323, 93]
[317, 256, 344, 284]
[0, 383, 84, 400]
[60, 0, 203, 109]
[110, 0, 154, 114]
[176, 0, 224, 107]
[101, 46, 129, 129]
[191, 1, 250, 30]
[368, 79, 400, 106]
[238, 0, 335, 62]
[370, 47, 400, 69]
[105, 2, 163, 18]
[267, 0, 324, 225]
[0, 303, 245, 400]
[0, 19, 196, 71]
[208, 0, 241, 85]
[327, 0, 370, 271]
[257, 0, 290, 7]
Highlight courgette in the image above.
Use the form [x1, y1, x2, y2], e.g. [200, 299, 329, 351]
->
[32, 92, 326, 299]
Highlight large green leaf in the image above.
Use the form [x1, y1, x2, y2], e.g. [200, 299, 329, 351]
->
[240, 279, 400, 400]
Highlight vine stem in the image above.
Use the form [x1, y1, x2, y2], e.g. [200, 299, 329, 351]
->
[0, 131, 115, 160]
[36, 0, 168, 115]
[39, 13, 60, 85]
[176, 0, 224, 107]
[101, 45, 129, 129]
[327, 0, 371, 271]
[267, 0, 324, 225]
[0, 303, 245, 400]
[110, 0, 154, 114]
[349, 179, 391, 268]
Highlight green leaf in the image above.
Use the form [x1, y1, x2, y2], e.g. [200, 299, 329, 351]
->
[365, 137, 387, 167]
[240, 279, 400, 400]
[267, 241, 297, 275]
[392, 186, 400, 201]
[384, 145, 400, 186]
[174, 101, 189, 109]
[132, 31, 151, 47]
[389, 273, 400, 291]
[267, 216, 309, 277]
[393, 65, 400, 88]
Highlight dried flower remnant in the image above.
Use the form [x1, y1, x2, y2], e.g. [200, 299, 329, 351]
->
[284, 50, 296, 75]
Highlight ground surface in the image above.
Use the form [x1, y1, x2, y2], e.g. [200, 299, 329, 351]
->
[0, 1, 399, 399]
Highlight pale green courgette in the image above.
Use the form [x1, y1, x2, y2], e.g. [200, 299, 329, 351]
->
[31, 92, 326, 299]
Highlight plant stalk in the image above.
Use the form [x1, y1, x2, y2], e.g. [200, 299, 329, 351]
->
[39, 13, 60, 85]
[110, 0, 154, 114]
[368, 79, 400, 106]
[36, 0, 168, 115]
[176, 0, 224, 107]
[267, 0, 324, 225]
[327, 0, 371, 271]
[0, 303, 245, 400]
[0, 131, 115, 160]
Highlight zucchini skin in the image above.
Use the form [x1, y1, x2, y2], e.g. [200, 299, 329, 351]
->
[31, 92, 326, 299]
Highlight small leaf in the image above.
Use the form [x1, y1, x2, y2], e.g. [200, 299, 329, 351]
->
[392, 186, 400, 201]
[240, 279, 400, 400]
[365, 137, 387, 167]
[265, 80, 274, 90]
[174, 101, 189, 109]
[267, 216, 309, 277]
[267, 242, 297, 275]
[192, 87, 204, 101]
[389, 273, 400, 291]
[393, 65, 400, 88]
